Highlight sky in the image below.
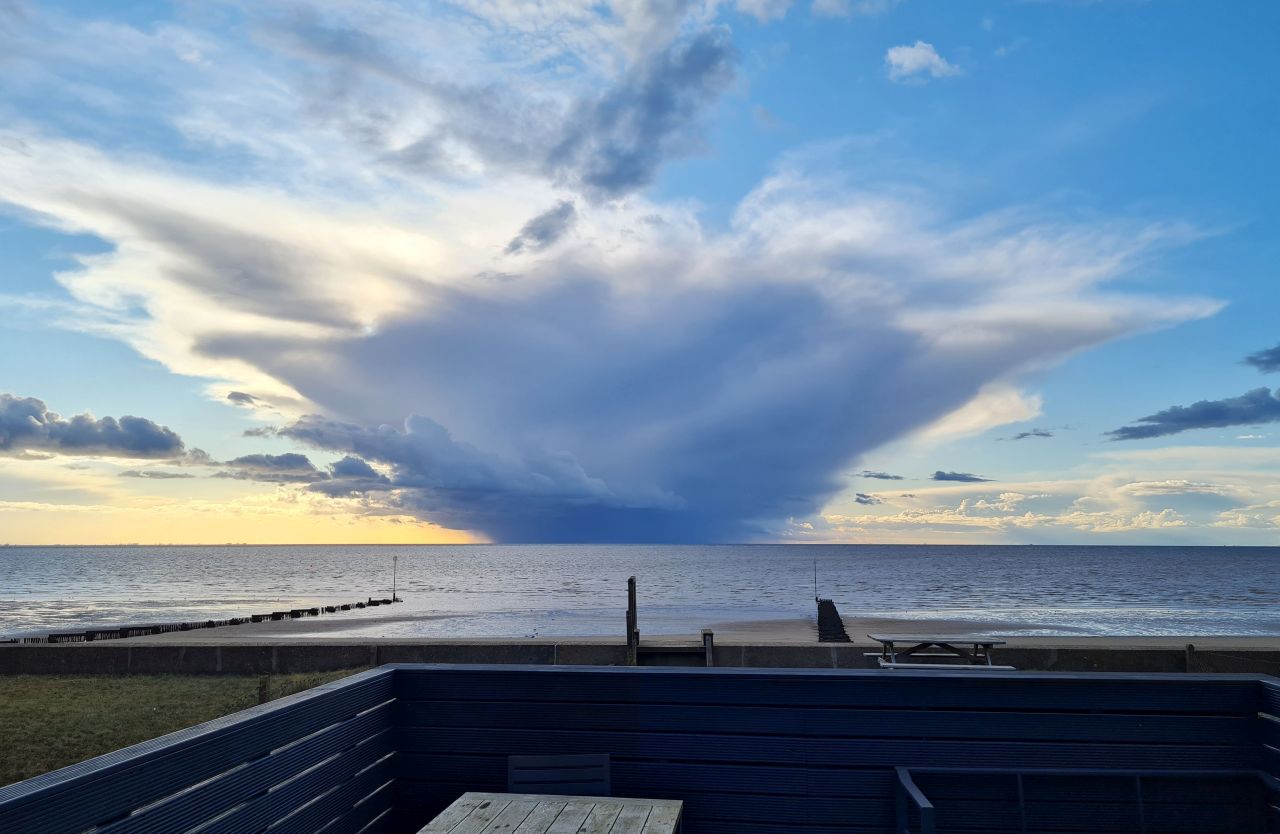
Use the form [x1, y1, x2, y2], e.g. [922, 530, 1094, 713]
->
[0, 0, 1278, 545]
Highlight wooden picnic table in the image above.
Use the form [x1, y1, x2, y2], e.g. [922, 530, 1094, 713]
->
[418, 792, 683, 834]
[869, 633, 1008, 667]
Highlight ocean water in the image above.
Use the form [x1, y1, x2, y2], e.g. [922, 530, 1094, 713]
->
[1, 544, 1278, 639]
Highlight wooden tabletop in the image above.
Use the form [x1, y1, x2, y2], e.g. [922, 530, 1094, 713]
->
[418, 792, 683, 834]
[868, 634, 1007, 645]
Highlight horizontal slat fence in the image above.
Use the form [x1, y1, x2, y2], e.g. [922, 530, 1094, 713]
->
[0, 667, 395, 834]
[390, 666, 1272, 834]
[0, 665, 1274, 834]
[1262, 680, 1280, 832]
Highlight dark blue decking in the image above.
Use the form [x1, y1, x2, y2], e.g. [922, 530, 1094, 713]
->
[0, 665, 1276, 833]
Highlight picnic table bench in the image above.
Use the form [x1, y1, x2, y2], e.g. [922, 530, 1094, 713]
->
[869, 633, 1014, 669]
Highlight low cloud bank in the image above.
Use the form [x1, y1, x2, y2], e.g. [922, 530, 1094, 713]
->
[214, 452, 326, 483]
[119, 469, 195, 479]
[0, 394, 185, 459]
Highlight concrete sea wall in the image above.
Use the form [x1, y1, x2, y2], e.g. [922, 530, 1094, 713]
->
[1, 640, 1278, 675]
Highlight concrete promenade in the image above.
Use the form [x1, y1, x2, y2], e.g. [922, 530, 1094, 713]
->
[2, 634, 1278, 675]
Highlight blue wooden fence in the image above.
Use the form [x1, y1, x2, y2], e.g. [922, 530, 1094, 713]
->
[0, 666, 1276, 834]
[0, 667, 396, 834]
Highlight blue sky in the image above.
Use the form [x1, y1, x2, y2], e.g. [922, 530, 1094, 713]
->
[0, 0, 1277, 544]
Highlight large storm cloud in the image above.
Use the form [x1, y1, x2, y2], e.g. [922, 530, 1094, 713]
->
[184, 170, 1214, 541]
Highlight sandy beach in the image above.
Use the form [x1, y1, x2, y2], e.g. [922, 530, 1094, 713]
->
[119, 610, 1280, 651]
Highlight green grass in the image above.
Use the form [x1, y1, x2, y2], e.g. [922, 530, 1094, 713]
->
[0, 669, 367, 787]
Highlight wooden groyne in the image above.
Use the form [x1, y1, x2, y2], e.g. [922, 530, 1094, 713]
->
[3, 595, 402, 644]
[815, 597, 851, 642]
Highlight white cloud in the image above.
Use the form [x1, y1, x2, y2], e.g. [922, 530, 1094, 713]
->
[912, 385, 1043, 442]
[995, 37, 1029, 58]
[802, 446, 1280, 543]
[1115, 479, 1240, 498]
[811, 0, 900, 19]
[737, 0, 794, 22]
[885, 40, 960, 82]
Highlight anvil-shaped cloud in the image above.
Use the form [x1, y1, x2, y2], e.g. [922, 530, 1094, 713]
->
[174, 166, 1210, 541]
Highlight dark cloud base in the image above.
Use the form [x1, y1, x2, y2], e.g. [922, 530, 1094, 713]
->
[1243, 344, 1280, 374]
[932, 470, 991, 483]
[859, 469, 904, 480]
[505, 200, 576, 255]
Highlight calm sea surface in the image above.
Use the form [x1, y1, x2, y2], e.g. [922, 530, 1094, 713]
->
[1, 544, 1278, 639]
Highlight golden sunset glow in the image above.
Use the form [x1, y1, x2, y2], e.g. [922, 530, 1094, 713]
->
[0, 496, 475, 546]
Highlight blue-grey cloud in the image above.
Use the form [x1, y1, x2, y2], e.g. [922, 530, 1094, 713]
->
[329, 455, 381, 479]
[1243, 344, 1280, 374]
[548, 28, 737, 198]
[119, 469, 196, 479]
[226, 391, 257, 405]
[308, 454, 392, 496]
[859, 469, 904, 480]
[1107, 387, 1280, 441]
[932, 470, 991, 482]
[1009, 428, 1053, 440]
[0, 394, 185, 459]
[854, 492, 881, 505]
[215, 452, 327, 483]
[505, 201, 577, 256]
[261, 8, 735, 202]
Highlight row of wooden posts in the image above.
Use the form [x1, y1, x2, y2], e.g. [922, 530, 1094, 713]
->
[7, 596, 402, 644]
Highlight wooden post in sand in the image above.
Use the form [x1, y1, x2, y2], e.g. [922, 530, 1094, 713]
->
[626, 576, 639, 666]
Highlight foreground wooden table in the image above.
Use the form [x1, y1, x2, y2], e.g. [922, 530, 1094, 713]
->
[419, 792, 683, 834]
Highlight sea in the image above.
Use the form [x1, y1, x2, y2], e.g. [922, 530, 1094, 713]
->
[1, 544, 1278, 640]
